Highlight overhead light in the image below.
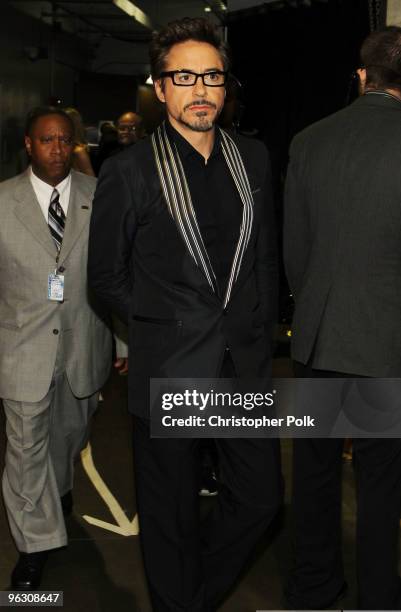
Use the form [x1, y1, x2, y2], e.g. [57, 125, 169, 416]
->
[113, 0, 153, 29]
[204, 1, 227, 11]
[146, 74, 153, 85]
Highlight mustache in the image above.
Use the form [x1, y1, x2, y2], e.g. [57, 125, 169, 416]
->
[184, 100, 217, 111]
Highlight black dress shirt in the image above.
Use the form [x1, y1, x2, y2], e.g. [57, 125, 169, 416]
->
[166, 121, 242, 297]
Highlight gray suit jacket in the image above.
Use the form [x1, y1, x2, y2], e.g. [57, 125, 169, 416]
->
[284, 93, 401, 377]
[0, 169, 112, 402]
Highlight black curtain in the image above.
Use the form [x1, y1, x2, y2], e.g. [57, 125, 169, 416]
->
[227, 0, 370, 321]
[228, 0, 370, 171]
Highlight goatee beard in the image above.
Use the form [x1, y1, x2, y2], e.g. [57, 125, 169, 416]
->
[178, 111, 215, 132]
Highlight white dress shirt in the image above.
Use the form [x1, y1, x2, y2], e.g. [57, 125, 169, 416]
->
[29, 167, 71, 221]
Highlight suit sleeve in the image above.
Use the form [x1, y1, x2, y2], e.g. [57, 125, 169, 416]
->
[283, 138, 310, 299]
[255, 145, 279, 336]
[88, 156, 137, 325]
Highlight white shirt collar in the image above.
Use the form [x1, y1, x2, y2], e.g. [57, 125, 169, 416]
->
[29, 166, 72, 220]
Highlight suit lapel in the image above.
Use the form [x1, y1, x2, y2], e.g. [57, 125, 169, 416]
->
[58, 171, 91, 263]
[152, 124, 255, 307]
[13, 172, 57, 259]
[152, 124, 220, 297]
[219, 129, 254, 308]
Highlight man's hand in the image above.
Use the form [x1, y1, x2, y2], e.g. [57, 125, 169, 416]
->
[114, 358, 128, 375]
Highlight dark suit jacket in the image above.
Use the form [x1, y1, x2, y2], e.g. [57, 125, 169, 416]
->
[284, 92, 401, 377]
[88, 130, 278, 416]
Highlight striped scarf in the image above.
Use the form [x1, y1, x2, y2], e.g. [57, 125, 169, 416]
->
[151, 122, 254, 308]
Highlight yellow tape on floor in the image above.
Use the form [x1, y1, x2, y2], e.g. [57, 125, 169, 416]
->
[80, 442, 139, 536]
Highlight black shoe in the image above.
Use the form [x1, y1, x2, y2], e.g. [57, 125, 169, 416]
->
[11, 551, 48, 590]
[61, 491, 73, 517]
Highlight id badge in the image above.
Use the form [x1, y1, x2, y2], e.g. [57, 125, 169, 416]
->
[48, 272, 64, 301]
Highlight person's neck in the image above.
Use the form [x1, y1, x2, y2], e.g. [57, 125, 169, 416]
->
[31, 165, 68, 187]
[365, 86, 401, 101]
[384, 87, 401, 100]
[168, 116, 215, 162]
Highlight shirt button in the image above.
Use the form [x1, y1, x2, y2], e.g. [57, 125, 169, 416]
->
[53, 329, 59, 335]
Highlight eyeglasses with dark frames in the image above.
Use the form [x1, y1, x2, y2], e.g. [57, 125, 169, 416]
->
[117, 125, 137, 132]
[160, 70, 228, 87]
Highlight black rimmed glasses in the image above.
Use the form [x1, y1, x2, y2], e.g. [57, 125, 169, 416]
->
[117, 125, 137, 133]
[160, 70, 228, 87]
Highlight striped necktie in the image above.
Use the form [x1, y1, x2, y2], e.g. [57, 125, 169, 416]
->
[48, 188, 66, 251]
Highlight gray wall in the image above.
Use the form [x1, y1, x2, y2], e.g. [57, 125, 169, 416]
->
[0, 4, 90, 180]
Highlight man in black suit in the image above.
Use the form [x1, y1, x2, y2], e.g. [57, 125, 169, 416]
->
[284, 27, 401, 610]
[88, 17, 282, 612]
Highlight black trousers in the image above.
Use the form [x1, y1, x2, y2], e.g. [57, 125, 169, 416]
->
[286, 361, 401, 610]
[133, 353, 283, 612]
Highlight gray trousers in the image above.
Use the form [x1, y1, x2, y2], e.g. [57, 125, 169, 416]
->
[1, 346, 98, 553]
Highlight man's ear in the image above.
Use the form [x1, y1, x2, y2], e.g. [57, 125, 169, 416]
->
[154, 79, 166, 103]
[357, 67, 367, 92]
[24, 136, 32, 157]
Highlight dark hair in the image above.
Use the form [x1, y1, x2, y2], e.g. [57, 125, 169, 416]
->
[360, 26, 401, 91]
[149, 17, 231, 80]
[25, 106, 74, 136]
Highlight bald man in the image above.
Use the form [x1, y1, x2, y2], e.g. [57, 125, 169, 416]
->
[116, 111, 145, 148]
[95, 112, 145, 174]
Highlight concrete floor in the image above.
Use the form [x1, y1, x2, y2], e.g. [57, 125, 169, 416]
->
[0, 357, 360, 612]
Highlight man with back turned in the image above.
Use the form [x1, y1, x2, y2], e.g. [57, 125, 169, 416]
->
[284, 27, 401, 610]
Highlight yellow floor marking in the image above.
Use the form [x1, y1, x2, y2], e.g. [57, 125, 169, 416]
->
[80, 442, 139, 537]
